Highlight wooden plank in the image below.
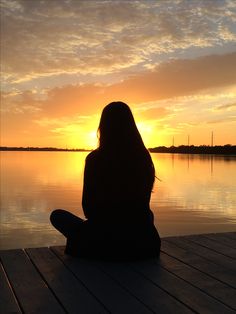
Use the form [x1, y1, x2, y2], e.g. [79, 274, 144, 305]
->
[0, 262, 21, 314]
[159, 251, 236, 310]
[187, 234, 236, 259]
[26, 247, 107, 314]
[222, 232, 236, 240]
[1, 232, 235, 314]
[52, 246, 152, 314]
[203, 233, 236, 249]
[165, 236, 236, 271]
[161, 240, 236, 288]
[0, 249, 64, 314]
[130, 257, 235, 314]
[97, 260, 193, 314]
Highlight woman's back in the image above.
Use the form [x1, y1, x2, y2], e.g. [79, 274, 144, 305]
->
[82, 148, 154, 224]
[81, 149, 160, 260]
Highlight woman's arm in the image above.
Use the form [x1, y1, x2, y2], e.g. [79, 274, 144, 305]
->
[82, 153, 96, 219]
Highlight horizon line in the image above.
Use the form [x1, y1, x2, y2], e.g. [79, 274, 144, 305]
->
[0, 144, 235, 151]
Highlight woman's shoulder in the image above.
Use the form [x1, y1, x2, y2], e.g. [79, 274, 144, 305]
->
[85, 149, 101, 163]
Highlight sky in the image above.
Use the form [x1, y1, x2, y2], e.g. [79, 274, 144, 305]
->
[1, 0, 236, 149]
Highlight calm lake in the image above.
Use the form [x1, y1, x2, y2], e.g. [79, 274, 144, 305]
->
[1, 151, 236, 249]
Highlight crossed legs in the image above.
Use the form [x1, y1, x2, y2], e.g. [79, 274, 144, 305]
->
[50, 209, 85, 255]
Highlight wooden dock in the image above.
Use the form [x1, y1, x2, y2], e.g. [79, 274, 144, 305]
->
[1, 232, 236, 313]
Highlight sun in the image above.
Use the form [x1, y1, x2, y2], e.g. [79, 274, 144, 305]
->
[87, 131, 98, 149]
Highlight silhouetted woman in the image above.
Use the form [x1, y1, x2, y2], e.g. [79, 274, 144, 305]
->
[50, 101, 161, 260]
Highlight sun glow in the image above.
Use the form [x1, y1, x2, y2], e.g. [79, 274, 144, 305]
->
[87, 131, 98, 149]
[1, 1, 236, 148]
[136, 121, 153, 147]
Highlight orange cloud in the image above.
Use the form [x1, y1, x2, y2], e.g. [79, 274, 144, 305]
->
[39, 53, 236, 117]
[214, 102, 236, 111]
[105, 53, 236, 103]
[136, 107, 171, 121]
[1, 53, 236, 147]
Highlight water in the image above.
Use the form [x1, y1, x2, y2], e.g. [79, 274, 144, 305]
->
[1, 151, 235, 249]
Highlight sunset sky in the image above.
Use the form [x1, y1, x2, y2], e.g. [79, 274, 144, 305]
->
[1, 0, 236, 149]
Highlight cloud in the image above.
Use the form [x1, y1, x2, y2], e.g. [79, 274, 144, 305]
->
[105, 52, 236, 102]
[207, 116, 236, 124]
[136, 107, 171, 121]
[2, 53, 236, 120]
[35, 52, 236, 115]
[0, 90, 43, 114]
[214, 102, 236, 111]
[1, 0, 236, 86]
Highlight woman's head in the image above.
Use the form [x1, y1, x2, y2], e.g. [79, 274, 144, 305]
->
[97, 101, 155, 188]
[98, 101, 144, 150]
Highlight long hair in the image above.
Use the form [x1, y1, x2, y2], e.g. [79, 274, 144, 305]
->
[97, 101, 155, 187]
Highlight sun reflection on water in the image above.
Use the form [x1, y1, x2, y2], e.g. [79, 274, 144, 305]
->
[1, 151, 235, 249]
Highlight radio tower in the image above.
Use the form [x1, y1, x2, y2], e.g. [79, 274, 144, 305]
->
[211, 131, 214, 147]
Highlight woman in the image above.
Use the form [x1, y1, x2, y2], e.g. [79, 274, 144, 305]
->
[50, 101, 161, 260]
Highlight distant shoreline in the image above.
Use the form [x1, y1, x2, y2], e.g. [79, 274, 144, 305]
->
[149, 145, 236, 155]
[0, 147, 91, 152]
[1, 145, 236, 155]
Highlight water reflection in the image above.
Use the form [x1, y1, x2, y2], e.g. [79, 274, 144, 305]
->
[151, 153, 236, 237]
[0, 151, 236, 249]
